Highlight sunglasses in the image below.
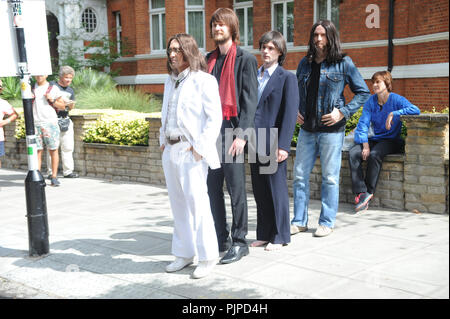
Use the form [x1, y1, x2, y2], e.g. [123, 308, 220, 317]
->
[167, 47, 183, 55]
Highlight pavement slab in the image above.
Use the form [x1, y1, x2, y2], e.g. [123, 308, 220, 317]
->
[0, 168, 448, 300]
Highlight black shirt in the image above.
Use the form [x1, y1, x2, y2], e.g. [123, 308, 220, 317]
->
[302, 61, 346, 133]
[211, 54, 227, 83]
[303, 61, 321, 132]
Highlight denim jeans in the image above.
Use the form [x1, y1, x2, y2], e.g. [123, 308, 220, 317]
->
[292, 129, 345, 228]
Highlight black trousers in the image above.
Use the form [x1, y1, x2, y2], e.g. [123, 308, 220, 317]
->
[207, 162, 248, 247]
[348, 139, 404, 195]
[250, 159, 290, 245]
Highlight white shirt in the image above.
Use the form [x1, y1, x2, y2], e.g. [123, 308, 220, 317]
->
[257, 63, 278, 103]
[165, 67, 191, 139]
[32, 82, 61, 125]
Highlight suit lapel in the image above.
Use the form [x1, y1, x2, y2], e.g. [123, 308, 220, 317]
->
[258, 65, 282, 107]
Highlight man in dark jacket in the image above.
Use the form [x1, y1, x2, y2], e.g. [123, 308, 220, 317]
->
[206, 8, 258, 264]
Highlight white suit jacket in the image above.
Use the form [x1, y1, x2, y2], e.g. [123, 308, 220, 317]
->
[159, 70, 222, 169]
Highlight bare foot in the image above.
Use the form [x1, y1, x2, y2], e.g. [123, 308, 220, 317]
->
[250, 240, 269, 247]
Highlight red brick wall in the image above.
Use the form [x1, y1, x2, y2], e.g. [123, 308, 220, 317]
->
[107, 0, 449, 111]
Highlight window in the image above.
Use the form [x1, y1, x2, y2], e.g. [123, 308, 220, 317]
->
[234, 1, 253, 47]
[81, 8, 97, 33]
[150, 0, 166, 51]
[185, 0, 205, 49]
[315, 0, 340, 30]
[272, 1, 294, 44]
[114, 11, 122, 55]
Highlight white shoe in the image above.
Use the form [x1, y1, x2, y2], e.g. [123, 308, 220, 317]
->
[192, 260, 216, 279]
[165, 257, 194, 273]
[314, 225, 333, 237]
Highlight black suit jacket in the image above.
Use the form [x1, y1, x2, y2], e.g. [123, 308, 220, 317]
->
[207, 46, 258, 133]
[254, 65, 299, 155]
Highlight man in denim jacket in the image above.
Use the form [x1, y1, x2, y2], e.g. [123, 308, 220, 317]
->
[291, 20, 370, 237]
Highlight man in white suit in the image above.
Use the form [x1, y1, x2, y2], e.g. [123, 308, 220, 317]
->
[159, 34, 223, 279]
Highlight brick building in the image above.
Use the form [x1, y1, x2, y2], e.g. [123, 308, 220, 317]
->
[106, 0, 449, 111]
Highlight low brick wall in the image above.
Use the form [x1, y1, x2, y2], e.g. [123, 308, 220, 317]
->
[2, 114, 448, 214]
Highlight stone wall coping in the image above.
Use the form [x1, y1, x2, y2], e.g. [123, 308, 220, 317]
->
[84, 143, 148, 152]
[70, 114, 102, 120]
[401, 114, 449, 123]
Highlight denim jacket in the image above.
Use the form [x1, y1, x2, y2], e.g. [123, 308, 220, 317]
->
[296, 56, 370, 130]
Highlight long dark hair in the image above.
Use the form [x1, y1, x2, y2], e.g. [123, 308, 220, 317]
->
[306, 20, 346, 64]
[166, 34, 207, 74]
[258, 31, 287, 66]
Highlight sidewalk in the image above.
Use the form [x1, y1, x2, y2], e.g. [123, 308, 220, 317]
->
[0, 168, 448, 299]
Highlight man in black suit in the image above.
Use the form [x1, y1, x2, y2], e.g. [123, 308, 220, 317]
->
[206, 8, 258, 264]
[249, 31, 299, 251]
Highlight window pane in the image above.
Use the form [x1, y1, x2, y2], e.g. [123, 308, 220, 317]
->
[188, 11, 204, 48]
[151, 0, 165, 9]
[317, 0, 327, 21]
[287, 2, 294, 42]
[187, 0, 203, 6]
[235, 0, 249, 3]
[331, 0, 339, 30]
[247, 7, 253, 46]
[236, 8, 245, 45]
[162, 14, 166, 49]
[274, 3, 283, 35]
[151, 14, 160, 50]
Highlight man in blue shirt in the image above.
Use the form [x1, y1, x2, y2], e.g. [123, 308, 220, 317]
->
[291, 20, 370, 237]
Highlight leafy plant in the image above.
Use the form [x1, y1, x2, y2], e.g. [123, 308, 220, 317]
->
[76, 86, 161, 113]
[83, 31, 131, 77]
[0, 77, 21, 100]
[71, 68, 117, 92]
[14, 112, 25, 140]
[83, 118, 149, 146]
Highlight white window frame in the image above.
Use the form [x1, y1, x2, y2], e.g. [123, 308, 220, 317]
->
[114, 11, 122, 55]
[314, 0, 339, 28]
[233, 0, 253, 48]
[185, 0, 205, 49]
[271, 0, 294, 45]
[149, 1, 166, 53]
[81, 7, 98, 34]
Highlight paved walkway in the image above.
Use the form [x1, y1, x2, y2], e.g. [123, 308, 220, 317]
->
[0, 168, 448, 299]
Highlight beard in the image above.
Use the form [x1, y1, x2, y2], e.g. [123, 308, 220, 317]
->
[213, 32, 232, 45]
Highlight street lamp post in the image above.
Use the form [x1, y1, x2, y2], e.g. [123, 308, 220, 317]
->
[9, 0, 50, 257]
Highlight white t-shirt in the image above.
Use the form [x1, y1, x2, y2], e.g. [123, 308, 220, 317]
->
[32, 82, 61, 125]
[0, 98, 15, 141]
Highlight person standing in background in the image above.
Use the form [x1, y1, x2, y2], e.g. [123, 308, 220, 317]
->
[47, 66, 79, 179]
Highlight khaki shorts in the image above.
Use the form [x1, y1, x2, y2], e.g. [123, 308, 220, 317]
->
[35, 122, 60, 150]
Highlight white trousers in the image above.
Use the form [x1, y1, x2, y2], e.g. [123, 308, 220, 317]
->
[47, 119, 74, 176]
[162, 141, 219, 261]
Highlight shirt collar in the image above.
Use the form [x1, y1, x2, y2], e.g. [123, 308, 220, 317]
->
[258, 63, 278, 77]
[171, 67, 191, 82]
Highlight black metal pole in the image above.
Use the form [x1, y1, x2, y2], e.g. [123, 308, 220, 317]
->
[388, 0, 395, 72]
[8, 0, 50, 257]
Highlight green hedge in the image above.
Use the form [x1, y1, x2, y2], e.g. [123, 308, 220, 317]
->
[83, 118, 149, 146]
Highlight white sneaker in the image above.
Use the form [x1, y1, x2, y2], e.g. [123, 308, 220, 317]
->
[314, 225, 333, 237]
[165, 257, 194, 273]
[192, 260, 216, 279]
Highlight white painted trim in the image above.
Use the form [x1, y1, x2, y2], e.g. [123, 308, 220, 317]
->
[114, 63, 448, 85]
[114, 32, 449, 61]
[113, 74, 169, 85]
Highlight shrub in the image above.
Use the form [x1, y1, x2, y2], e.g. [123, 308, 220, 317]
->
[71, 68, 117, 92]
[14, 112, 25, 140]
[0, 77, 21, 100]
[83, 117, 149, 146]
[76, 87, 161, 113]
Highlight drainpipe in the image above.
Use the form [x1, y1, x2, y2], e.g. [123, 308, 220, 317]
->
[388, 0, 395, 72]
